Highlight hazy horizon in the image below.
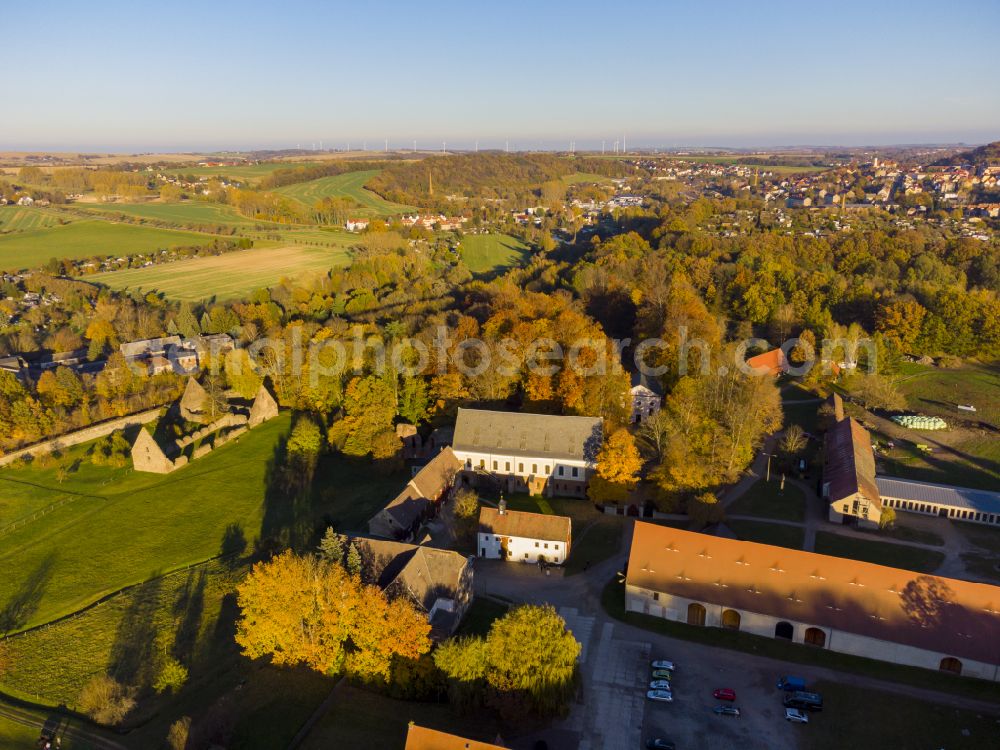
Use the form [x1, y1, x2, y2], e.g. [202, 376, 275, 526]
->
[5, 0, 999, 152]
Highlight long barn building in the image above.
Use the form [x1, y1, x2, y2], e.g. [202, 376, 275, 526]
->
[625, 521, 1000, 680]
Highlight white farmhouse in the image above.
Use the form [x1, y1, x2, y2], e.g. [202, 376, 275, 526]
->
[452, 408, 602, 497]
[478, 501, 571, 565]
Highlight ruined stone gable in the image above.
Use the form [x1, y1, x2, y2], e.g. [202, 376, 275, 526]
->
[130, 428, 175, 474]
[248, 385, 279, 427]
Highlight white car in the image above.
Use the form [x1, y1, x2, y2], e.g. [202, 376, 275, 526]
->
[785, 708, 809, 724]
[651, 659, 675, 671]
[649, 680, 671, 690]
[647, 689, 673, 703]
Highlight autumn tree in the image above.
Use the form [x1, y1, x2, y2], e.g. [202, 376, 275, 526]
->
[79, 674, 136, 726]
[235, 551, 431, 680]
[434, 604, 580, 718]
[589, 428, 642, 504]
[850, 372, 905, 411]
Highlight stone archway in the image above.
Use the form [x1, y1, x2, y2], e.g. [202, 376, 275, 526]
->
[775, 621, 794, 640]
[939, 657, 962, 675]
[721, 609, 741, 630]
[804, 627, 826, 647]
[687, 602, 706, 626]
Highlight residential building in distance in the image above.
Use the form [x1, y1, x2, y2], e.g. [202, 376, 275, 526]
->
[823, 416, 882, 528]
[478, 500, 571, 565]
[405, 724, 506, 750]
[368, 447, 462, 541]
[744, 347, 789, 377]
[626, 521, 1000, 680]
[350, 536, 473, 640]
[452, 408, 602, 497]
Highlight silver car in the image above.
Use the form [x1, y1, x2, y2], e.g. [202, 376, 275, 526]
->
[651, 659, 675, 671]
[785, 708, 809, 724]
[649, 680, 671, 690]
[646, 689, 673, 703]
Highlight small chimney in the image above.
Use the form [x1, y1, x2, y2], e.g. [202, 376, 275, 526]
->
[498, 494, 506, 515]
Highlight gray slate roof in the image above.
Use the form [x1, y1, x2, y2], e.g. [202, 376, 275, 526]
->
[453, 408, 603, 462]
[876, 476, 1000, 516]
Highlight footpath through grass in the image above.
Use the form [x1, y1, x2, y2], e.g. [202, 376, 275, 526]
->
[600, 577, 1000, 704]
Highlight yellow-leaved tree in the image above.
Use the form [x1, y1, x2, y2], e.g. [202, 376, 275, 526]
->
[235, 550, 430, 680]
[588, 428, 643, 504]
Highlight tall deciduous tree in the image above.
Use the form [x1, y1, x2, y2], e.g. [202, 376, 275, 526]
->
[235, 551, 430, 679]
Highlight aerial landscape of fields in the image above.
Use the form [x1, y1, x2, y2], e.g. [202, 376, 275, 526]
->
[1, 3, 999, 749]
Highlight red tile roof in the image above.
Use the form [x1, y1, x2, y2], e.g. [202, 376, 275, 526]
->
[479, 507, 571, 545]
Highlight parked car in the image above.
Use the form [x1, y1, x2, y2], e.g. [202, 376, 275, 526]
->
[713, 705, 741, 717]
[785, 708, 809, 724]
[646, 740, 676, 750]
[777, 675, 807, 692]
[713, 688, 736, 701]
[649, 680, 672, 690]
[651, 659, 675, 671]
[647, 690, 674, 703]
[783, 691, 823, 712]
[651, 669, 673, 681]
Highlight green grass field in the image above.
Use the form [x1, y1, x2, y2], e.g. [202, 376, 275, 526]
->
[301, 683, 501, 750]
[161, 162, 316, 183]
[727, 479, 806, 522]
[562, 171, 612, 184]
[802, 680, 1000, 750]
[0, 220, 218, 272]
[0, 205, 70, 233]
[813, 531, 945, 574]
[275, 170, 415, 216]
[898, 361, 1000, 428]
[78, 201, 263, 228]
[726, 519, 805, 550]
[0, 415, 406, 631]
[84, 243, 352, 301]
[458, 233, 530, 274]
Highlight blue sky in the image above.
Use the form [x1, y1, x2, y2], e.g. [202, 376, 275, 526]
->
[5, 0, 999, 151]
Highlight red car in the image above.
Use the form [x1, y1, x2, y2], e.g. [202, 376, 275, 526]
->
[713, 688, 736, 701]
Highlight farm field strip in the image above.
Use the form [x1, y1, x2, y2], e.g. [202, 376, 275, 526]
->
[275, 170, 416, 216]
[0, 220, 220, 272]
[84, 243, 351, 300]
[77, 201, 264, 227]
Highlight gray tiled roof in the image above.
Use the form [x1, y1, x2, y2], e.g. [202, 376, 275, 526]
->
[453, 408, 603, 462]
[876, 476, 1000, 516]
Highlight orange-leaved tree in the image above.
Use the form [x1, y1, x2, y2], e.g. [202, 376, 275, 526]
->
[235, 550, 430, 680]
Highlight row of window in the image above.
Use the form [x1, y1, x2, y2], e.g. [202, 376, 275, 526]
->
[884, 497, 1000, 525]
[468, 458, 579, 478]
[485, 534, 560, 550]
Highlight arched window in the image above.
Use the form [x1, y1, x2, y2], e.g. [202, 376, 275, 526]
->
[804, 627, 826, 647]
[775, 621, 794, 640]
[939, 657, 962, 675]
[721, 609, 741, 630]
[687, 602, 706, 626]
